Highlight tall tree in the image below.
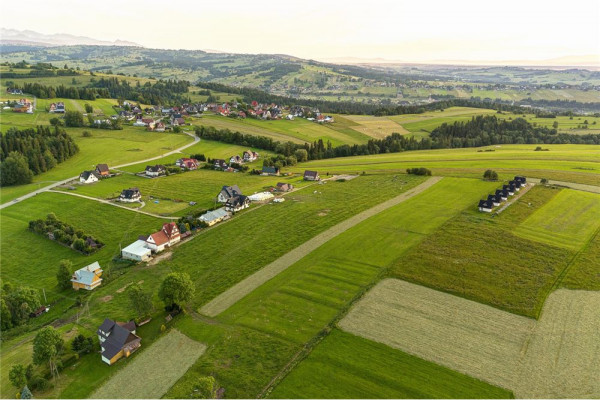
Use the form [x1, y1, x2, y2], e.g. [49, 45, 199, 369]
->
[158, 272, 195, 309]
[32, 326, 63, 379]
[0, 152, 33, 186]
[127, 284, 154, 319]
[9, 364, 27, 389]
[56, 260, 73, 290]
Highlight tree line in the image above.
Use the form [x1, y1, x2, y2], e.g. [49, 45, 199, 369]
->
[0, 126, 79, 186]
[89, 77, 191, 105]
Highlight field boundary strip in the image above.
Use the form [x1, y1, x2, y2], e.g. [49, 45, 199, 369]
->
[90, 329, 206, 399]
[199, 176, 443, 317]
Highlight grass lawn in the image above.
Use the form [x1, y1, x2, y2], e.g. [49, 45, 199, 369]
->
[559, 226, 600, 290]
[91, 330, 206, 399]
[389, 186, 574, 318]
[514, 189, 600, 251]
[269, 329, 513, 399]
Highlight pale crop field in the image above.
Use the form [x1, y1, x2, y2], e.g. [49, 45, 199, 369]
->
[514, 290, 600, 398]
[91, 329, 206, 399]
[340, 114, 410, 139]
[514, 189, 600, 251]
[339, 279, 535, 390]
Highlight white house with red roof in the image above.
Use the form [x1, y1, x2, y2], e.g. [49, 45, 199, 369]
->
[145, 222, 181, 253]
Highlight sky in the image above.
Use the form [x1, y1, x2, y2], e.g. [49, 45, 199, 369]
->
[1, 0, 599, 63]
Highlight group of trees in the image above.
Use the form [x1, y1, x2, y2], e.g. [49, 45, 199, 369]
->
[90, 77, 191, 105]
[0, 126, 79, 186]
[1, 283, 42, 331]
[406, 167, 432, 176]
[13, 82, 107, 100]
[29, 213, 104, 255]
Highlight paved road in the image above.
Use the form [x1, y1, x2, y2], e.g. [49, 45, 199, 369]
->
[0, 132, 199, 210]
[200, 176, 444, 317]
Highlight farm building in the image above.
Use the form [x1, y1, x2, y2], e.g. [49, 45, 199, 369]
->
[248, 192, 274, 202]
[218, 185, 242, 203]
[96, 164, 110, 176]
[79, 170, 101, 184]
[175, 158, 199, 170]
[71, 261, 103, 291]
[97, 319, 141, 365]
[276, 182, 294, 192]
[145, 222, 181, 253]
[304, 170, 320, 181]
[198, 208, 230, 226]
[225, 195, 250, 213]
[243, 150, 259, 162]
[121, 240, 152, 261]
[478, 199, 493, 213]
[145, 165, 166, 177]
[261, 166, 280, 176]
[119, 188, 142, 202]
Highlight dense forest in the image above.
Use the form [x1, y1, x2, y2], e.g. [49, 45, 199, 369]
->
[0, 126, 79, 186]
[89, 77, 191, 105]
[15, 82, 108, 100]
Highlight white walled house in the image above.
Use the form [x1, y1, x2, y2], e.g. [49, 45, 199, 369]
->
[79, 170, 100, 184]
[121, 240, 152, 261]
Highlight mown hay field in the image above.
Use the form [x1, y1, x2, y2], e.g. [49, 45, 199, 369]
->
[269, 329, 513, 399]
[339, 279, 535, 390]
[337, 114, 410, 139]
[514, 189, 600, 251]
[514, 290, 600, 398]
[91, 329, 206, 399]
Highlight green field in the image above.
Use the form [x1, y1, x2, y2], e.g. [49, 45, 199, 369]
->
[514, 189, 600, 251]
[269, 329, 512, 399]
[389, 186, 576, 318]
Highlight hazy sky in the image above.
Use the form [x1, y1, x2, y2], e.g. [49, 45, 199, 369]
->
[2, 0, 599, 62]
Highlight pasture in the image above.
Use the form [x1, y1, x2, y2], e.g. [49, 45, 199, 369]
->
[338, 279, 535, 390]
[514, 189, 600, 251]
[269, 329, 512, 399]
[335, 114, 409, 139]
[91, 330, 206, 399]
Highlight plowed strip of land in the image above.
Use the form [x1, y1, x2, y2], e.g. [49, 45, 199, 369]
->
[339, 279, 535, 390]
[91, 330, 206, 399]
[200, 177, 443, 317]
[515, 290, 600, 398]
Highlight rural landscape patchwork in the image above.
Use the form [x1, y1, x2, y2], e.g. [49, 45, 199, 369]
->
[1, 3, 599, 399]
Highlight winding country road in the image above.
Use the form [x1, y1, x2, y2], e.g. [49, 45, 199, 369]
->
[0, 131, 199, 210]
[200, 176, 444, 317]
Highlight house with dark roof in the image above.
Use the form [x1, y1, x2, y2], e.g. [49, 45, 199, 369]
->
[119, 188, 142, 203]
[145, 222, 181, 253]
[145, 165, 166, 177]
[487, 194, 501, 206]
[49, 102, 65, 113]
[514, 176, 527, 186]
[276, 182, 294, 192]
[261, 166, 280, 176]
[303, 170, 320, 181]
[96, 164, 110, 176]
[503, 184, 515, 196]
[509, 180, 521, 191]
[478, 199, 493, 213]
[217, 185, 242, 203]
[71, 262, 103, 290]
[214, 159, 228, 170]
[495, 189, 508, 201]
[79, 170, 101, 184]
[225, 195, 250, 213]
[97, 318, 141, 365]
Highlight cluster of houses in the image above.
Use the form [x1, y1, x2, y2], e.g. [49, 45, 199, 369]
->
[49, 102, 65, 113]
[213, 150, 260, 172]
[11, 98, 33, 113]
[79, 164, 111, 184]
[478, 176, 527, 212]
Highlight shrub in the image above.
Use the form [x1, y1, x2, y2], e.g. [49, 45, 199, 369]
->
[483, 169, 498, 180]
[406, 167, 432, 176]
[28, 376, 48, 391]
[82, 131, 92, 137]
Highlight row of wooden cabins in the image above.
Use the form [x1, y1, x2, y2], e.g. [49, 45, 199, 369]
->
[478, 176, 527, 212]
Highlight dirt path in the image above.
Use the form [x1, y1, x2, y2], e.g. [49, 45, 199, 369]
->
[0, 132, 199, 210]
[47, 190, 176, 220]
[495, 183, 535, 214]
[200, 176, 443, 317]
[527, 178, 600, 194]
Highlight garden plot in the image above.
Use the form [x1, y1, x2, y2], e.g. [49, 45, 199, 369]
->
[339, 279, 535, 390]
[91, 330, 206, 399]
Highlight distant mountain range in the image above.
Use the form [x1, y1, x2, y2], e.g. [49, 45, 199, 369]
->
[0, 28, 141, 47]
